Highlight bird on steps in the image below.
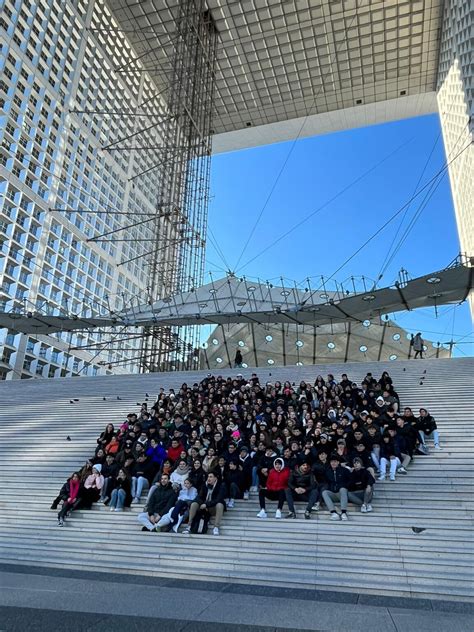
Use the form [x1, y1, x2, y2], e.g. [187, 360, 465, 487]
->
[411, 527, 426, 534]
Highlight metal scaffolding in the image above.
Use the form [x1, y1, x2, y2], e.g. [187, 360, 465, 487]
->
[56, 1, 218, 373]
[141, 1, 218, 372]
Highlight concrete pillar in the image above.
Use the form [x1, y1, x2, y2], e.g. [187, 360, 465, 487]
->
[437, 0, 473, 313]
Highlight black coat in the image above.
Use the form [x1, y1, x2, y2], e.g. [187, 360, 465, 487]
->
[417, 414, 437, 434]
[288, 467, 316, 492]
[324, 465, 350, 493]
[109, 476, 133, 507]
[348, 469, 374, 492]
[196, 480, 227, 508]
[148, 483, 177, 516]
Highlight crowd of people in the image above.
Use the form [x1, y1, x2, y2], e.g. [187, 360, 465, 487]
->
[51, 370, 442, 532]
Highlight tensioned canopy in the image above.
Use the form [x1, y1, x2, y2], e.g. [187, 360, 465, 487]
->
[0, 264, 471, 335]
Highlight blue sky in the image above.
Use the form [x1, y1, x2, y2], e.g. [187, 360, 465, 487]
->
[205, 113, 472, 356]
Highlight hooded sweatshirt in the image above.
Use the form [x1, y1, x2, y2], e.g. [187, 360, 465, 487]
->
[266, 459, 290, 491]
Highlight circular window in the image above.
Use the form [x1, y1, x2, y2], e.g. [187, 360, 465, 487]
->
[422, 345, 427, 351]
[327, 342, 335, 350]
[238, 340, 245, 347]
[209, 289, 217, 294]
[241, 362, 248, 368]
[247, 286, 256, 292]
[162, 297, 172, 303]
[265, 335, 273, 342]
[362, 319, 371, 328]
[296, 361, 303, 367]
[427, 277, 441, 284]
[267, 358, 275, 365]
[202, 342, 208, 349]
[212, 338, 219, 345]
[359, 345, 368, 353]
[362, 294, 375, 302]
[199, 303, 208, 308]
[216, 357, 223, 364]
[296, 340, 304, 348]
[389, 354, 397, 361]
[319, 293, 329, 299]
[280, 290, 290, 297]
[236, 301, 246, 306]
[392, 333, 401, 341]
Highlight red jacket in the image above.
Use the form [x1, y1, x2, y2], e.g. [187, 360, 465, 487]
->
[167, 444, 184, 463]
[266, 467, 290, 491]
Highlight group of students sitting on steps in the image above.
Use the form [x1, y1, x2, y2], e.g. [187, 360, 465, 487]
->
[51, 369, 442, 531]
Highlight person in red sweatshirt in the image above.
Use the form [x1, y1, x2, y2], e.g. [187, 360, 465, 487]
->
[167, 438, 184, 464]
[257, 457, 289, 519]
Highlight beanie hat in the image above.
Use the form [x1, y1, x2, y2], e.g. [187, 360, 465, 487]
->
[93, 463, 102, 473]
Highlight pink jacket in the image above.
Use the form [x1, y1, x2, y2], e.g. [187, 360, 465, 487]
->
[84, 473, 104, 490]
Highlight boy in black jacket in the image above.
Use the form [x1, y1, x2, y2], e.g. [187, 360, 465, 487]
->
[322, 454, 350, 521]
[347, 457, 375, 513]
[185, 472, 227, 536]
[137, 473, 177, 531]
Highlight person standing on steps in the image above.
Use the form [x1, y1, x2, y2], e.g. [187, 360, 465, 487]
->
[413, 332, 424, 359]
[234, 348, 243, 368]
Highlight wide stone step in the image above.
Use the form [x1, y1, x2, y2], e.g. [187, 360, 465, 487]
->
[0, 356, 472, 602]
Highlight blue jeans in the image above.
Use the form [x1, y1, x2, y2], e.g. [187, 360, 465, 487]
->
[251, 466, 258, 488]
[132, 476, 149, 499]
[419, 429, 440, 447]
[110, 488, 126, 509]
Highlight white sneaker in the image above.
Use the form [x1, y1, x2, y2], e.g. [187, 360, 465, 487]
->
[257, 509, 267, 519]
[243, 491, 249, 500]
[227, 499, 235, 509]
[213, 527, 220, 536]
[366, 504, 373, 512]
[330, 512, 340, 521]
[109, 507, 115, 512]
[312, 502, 320, 512]
[341, 513, 348, 521]
[434, 445, 443, 450]
[361, 504, 367, 513]
[390, 475, 396, 481]
[397, 467, 408, 474]
[250, 486, 258, 492]
[114, 507, 123, 512]
[275, 509, 282, 519]
[172, 514, 184, 533]
[378, 475, 386, 481]
[132, 497, 140, 504]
